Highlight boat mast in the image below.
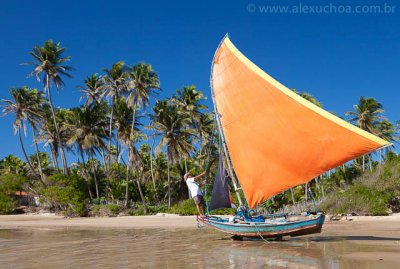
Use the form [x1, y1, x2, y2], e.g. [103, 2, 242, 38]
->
[214, 110, 244, 207]
[210, 34, 243, 207]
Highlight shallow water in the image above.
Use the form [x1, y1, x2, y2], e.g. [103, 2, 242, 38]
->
[1, 227, 399, 268]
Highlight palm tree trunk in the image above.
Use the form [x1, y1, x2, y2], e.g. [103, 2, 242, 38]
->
[90, 153, 99, 201]
[150, 133, 159, 203]
[46, 75, 68, 175]
[134, 160, 147, 214]
[32, 127, 45, 184]
[128, 101, 138, 176]
[362, 155, 365, 172]
[320, 175, 325, 199]
[130, 101, 137, 141]
[184, 157, 188, 173]
[80, 150, 93, 201]
[116, 133, 122, 188]
[315, 177, 319, 190]
[199, 133, 203, 160]
[125, 153, 131, 208]
[290, 188, 295, 205]
[50, 144, 59, 171]
[105, 97, 115, 203]
[167, 153, 171, 209]
[305, 183, 308, 201]
[368, 154, 372, 171]
[18, 127, 41, 182]
[100, 149, 107, 174]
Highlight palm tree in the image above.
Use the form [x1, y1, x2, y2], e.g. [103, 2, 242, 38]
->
[65, 102, 108, 200]
[23, 40, 74, 175]
[28, 152, 53, 179]
[170, 85, 207, 123]
[150, 101, 194, 208]
[0, 155, 24, 175]
[127, 63, 160, 164]
[101, 61, 129, 203]
[113, 96, 134, 203]
[345, 96, 387, 171]
[376, 120, 397, 143]
[113, 97, 145, 208]
[1, 87, 44, 184]
[376, 120, 397, 163]
[76, 74, 103, 106]
[345, 96, 385, 134]
[170, 86, 207, 167]
[111, 98, 130, 188]
[26, 89, 47, 183]
[38, 104, 60, 171]
[291, 89, 322, 107]
[38, 106, 72, 171]
[196, 112, 215, 161]
[125, 63, 160, 203]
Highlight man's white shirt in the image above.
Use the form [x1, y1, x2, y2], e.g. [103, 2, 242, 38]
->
[186, 177, 202, 198]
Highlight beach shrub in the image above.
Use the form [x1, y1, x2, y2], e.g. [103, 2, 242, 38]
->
[126, 205, 146, 216]
[169, 199, 198, 215]
[320, 160, 400, 215]
[88, 204, 121, 217]
[88, 204, 107, 216]
[320, 184, 387, 215]
[42, 174, 89, 216]
[126, 204, 169, 216]
[91, 198, 101, 205]
[107, 204, 120, 215]
[0, 174, 27, 193]
[0, 193, 16, 214]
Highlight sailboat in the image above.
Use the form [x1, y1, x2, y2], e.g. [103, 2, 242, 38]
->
[198, 35, 390, 239]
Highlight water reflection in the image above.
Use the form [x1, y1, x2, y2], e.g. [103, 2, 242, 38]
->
[0, 228, 399, 268]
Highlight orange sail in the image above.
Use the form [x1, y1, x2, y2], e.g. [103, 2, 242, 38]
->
[211, 36, 389, 209]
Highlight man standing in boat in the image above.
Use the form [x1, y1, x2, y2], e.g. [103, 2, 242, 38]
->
[184, 171, 207, 217]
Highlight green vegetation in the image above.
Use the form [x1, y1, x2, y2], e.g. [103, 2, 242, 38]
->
[0, 193, 16, 214]
[0, 39, 399, 217]
[320, 154, 400, 215]
[41, 174, 89, 216]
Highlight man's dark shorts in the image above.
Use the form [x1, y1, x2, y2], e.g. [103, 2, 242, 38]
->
[193, 195, 205, 205]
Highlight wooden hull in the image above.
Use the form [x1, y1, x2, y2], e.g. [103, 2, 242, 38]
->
[198, 214, 325, 239]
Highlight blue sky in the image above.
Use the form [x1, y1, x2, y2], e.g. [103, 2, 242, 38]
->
[0, 0, 399, 162]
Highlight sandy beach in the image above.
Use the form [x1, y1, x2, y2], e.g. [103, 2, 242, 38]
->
[1, 213, 400, 268]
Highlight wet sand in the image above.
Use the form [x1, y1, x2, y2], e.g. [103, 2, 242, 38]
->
[1, 214, 400, 268]
[0, 213, 198, 229]
[1, 213, 400, 247]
